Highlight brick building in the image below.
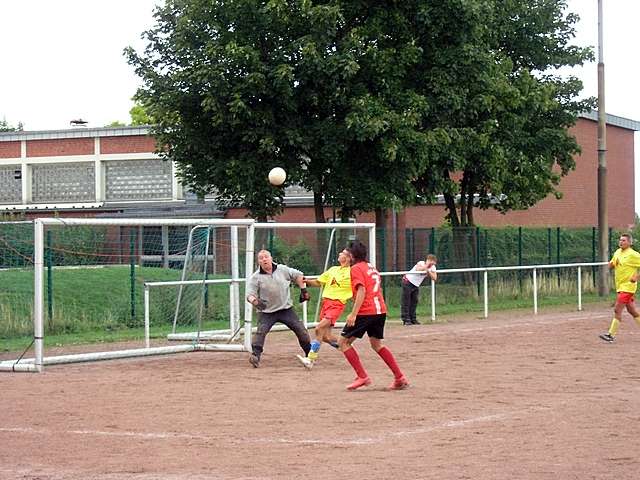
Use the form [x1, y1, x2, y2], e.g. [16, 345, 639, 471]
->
[0, 112, 638, 228]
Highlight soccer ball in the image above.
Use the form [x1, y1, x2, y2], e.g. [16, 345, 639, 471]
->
[268, 167, 286, 186]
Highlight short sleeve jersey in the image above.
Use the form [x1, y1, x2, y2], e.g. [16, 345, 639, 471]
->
[317, 265, 352, 303]
[611, 247, 640, 294]
[350, 260, 386, 315]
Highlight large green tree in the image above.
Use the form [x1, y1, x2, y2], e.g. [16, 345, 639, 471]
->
[410, 0, 593, 228]
[126, 0, 321, 219]
[127, 0, 434, 221]
[127, 0, 592, 225]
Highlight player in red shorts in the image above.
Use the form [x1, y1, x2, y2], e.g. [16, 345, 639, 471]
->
[296, 248, 352, 369]
[339, 240, 409, 391]
[599, 233, 640, 342]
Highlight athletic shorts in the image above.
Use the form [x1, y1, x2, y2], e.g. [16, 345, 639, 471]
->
[341, 313, 386, 340]
[616, 292, 635, 304]
[320, 299, 346, 326]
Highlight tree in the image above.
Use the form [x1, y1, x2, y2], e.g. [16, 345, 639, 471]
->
[126, 0, 592, 228]
[126, 0, 435, 221]
[106, 120, 126, 127]
[411, 0, 593, 229]
[129, 102, 152, 125]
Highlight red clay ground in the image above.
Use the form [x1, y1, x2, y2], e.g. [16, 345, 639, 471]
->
[1, 305, 639, 480]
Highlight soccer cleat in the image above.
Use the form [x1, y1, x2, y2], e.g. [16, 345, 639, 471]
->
[599, 333, 615, 343]
[389, 376, 409, 390]
[296, 354, 313, 370]
[411, 319, 421, 325]
[329, 340, 339, 349]
[402, 322, 413, 326]
[347, 376, 372, 390]
[249, 354, 260, 368]
[308, 350, 319, 361]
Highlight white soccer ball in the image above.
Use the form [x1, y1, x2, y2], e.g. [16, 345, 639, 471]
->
[268, 167, 286, 186]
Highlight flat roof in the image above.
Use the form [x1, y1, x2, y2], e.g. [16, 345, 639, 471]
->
[1, 110, 638, 142]
[579, 110, 640, 131]
[0, 125, 152, 141]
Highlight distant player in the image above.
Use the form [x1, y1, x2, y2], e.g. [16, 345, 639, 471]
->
[401, 253, 438, 325]
[339, 240, 408, 391]
[296, 248, 352, 369]
[600, 233, 640, 342]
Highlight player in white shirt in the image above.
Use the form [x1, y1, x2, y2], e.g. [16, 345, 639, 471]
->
[401, 254, 437, 325]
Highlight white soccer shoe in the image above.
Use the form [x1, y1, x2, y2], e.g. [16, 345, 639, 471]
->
[296, 354, 313, 370]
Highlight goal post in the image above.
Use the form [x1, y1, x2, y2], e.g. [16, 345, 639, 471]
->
[159, 222, 376, 339]
[252, 222, 376, 329]
[0, 218, 375, 373]
[0, 217, 255, 373]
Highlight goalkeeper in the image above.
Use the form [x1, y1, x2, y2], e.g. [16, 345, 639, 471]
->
[296, 248, 353, 369]
[246, 249, 312, 368]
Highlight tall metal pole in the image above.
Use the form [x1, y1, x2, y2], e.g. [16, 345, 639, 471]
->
[597, 0, 609, 296]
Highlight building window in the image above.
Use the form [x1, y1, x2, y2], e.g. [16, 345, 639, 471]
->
[105, 159, 172, 201]
[31, 162, 95, 203]
[0, 165, 22, 204]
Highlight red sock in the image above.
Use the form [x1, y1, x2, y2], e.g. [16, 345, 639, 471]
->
[343, 347, 368, 378]
[378, 346, 403, 379]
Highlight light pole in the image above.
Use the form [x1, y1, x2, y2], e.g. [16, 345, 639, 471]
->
[597, 0, 609, 295]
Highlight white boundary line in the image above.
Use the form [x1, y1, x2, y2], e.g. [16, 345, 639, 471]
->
[0, 407, 542, 446]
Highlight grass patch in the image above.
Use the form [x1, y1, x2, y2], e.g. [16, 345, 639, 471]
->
[0, 265, 615, 353]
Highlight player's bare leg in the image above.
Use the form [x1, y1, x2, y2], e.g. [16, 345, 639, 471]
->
[601, 300, 625, 342]
[296, 317, 336, 369]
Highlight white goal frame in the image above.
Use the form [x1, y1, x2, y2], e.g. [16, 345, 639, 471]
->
[0, 217, 255, 373]
[0, 219, 376, 373]
[166, 222, 377, 341]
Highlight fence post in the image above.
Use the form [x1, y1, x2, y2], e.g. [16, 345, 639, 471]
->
[608, 227, 613, 258]
[483, 230, 488, 266]
[378, 227, 387, 290]
[46, 230, 53, 326]
[518, 226, 523, 288]
[431, 278, 436, 322]
[405, 228, 413, 270]
[592, 226, 597, 289]
[130, 228, 136, 322]
[430, 227, 436, 257]
[476, 226, 481, 296]
[533, 267, 538, 315]
[578, 266, 582, 311]
[483, 270, 488, 318]
[144, 285, 150, 348]
[556, 227, 561, 287]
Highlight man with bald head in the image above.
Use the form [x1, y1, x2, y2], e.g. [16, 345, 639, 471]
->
[246, 250, 312, 367]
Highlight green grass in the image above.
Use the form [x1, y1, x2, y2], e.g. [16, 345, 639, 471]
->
[0, 265, 614, 354]
[0, 265, 233, 340]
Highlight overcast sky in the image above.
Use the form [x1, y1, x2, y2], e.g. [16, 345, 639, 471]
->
[1, 0, 638, 208]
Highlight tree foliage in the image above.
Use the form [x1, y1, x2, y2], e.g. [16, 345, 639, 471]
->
[126, 0, 593, 225]
[0, 117, 23, 132]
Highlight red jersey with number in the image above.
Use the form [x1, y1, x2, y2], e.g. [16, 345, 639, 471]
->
[350, 260, 387, 315]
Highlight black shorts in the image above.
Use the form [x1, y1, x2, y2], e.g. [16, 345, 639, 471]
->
[341, 313, 386, 340]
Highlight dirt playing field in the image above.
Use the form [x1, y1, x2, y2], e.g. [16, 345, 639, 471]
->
[1, 305, 639, 479]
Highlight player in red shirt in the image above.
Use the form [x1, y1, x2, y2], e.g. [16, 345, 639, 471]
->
[339, 240, 409, 391]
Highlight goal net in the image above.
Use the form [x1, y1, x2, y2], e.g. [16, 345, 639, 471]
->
[0, 218, 376, 372]
[0, 218, 254, 372]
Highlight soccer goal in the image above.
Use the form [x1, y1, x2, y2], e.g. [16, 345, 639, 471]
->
[165, 221, 377, 342]
[0, 218, 255, 372]
[0, 218, 376, 373]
